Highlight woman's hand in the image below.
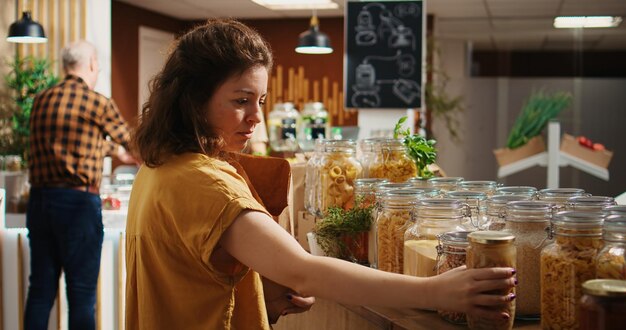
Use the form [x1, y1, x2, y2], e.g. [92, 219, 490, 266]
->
[281, 293, 315, 316]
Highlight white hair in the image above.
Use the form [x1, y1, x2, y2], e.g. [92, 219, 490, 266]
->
[61, 40, 97, 72]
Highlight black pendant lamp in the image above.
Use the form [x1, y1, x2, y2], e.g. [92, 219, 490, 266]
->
[7, 11, 47, 43]
[295, 13, 333, 54]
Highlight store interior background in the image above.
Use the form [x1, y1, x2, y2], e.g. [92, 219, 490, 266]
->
[1, 0, 625, 197]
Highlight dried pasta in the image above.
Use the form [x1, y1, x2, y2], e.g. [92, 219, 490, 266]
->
[368, 150, 417, 183]
[319, 152, 362, 212]
[376, 209, 411, 273]
[596, 248, 626, 280]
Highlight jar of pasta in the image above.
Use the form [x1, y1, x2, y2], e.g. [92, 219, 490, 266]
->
[503, 201, 553, 317]
[540, 211, 605, 330]
[436, 231, 470, 324]
[579, 279, 626, 330]
[376, 189, 423, 273]
[486, 195, 532, 231]
[317, 140, 362, 214]
[604, 205, 626, 216]
[596, 215, 626, 280]
[427, 177, 464, 193]
[466, 231, 516, 330]
[298, 102, 329, 151]
[366, 139, 417, 183]
[566, 196, 617, 212]
[537, 188, 587, 208]
[268, 102, 300, 152]
[458, 180, 499, 196]
[446, 191, 488, 230]
[495, 185, 537, 198]
[305, 139, 326, 216]
[404, 199, 468, 277]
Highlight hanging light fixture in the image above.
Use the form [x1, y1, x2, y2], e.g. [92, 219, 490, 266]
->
[7, 11, 47, 43]
[295, 12, 333, 54]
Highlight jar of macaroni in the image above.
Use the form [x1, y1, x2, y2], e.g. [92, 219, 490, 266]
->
[466, 231, 516, 330]
[540, 211, 605, 330]
[503, 201, 553, 317]
[579, 279, 626, 330]
[537, 188, 587, 208]
[376, 189, 423, 273]
[566, 196, 617, 212]
[365, 139, 417, 183]
[298, 102, 329, 152]
[596, 215, 626, 280]
[486, 195, 532, 231]
[436, 231, 470, 324]
[268, 102, 300, 152]
[427, 177, 464, 193]
[495, 185, 537, 198]
[316, 140, 362, 214]
[458, 180, 499, 196]
[304, 139, 326, 216]
[446, 191, 488, 230]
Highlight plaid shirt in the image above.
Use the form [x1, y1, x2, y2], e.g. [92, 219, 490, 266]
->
[29, 75, 131, 188]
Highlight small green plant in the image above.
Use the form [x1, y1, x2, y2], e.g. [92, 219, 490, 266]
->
[506, 90, 572, 149]
[2, 56, 58, 164]
[394, 116, 437, 178]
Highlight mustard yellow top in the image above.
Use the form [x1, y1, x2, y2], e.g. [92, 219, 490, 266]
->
[125, 153, 272, 329]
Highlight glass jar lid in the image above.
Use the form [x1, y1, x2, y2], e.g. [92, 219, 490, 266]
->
[582, 279, 626, 297]
[428, 177, 464, 185]
[603, 215, 626, 242]
[567, 196, 617, 210]
[379, 189, 423, 207]
[325, 139, 357, 153]
[376, 182, 413, 194]
[504, 200, 554, 222]
[468, 231, 515, 245]
[458, 180, 498, 191]
[409, 187, 442, 198]
[552, 211, 605, 233]
[487, 194, 532, 208]
[439, 230, 471, 248]
[538, 188, 586, 202]
[496, 186, 537, 196]
[446, 190, 488, 201]
[604, 205, 626, 216]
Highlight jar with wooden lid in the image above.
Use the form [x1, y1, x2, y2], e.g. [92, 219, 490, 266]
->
[540, 211, 605, 330]
[596, 215, 626, 280]
[458, 180, 499, 196]
[486, 195, 532, 231]
[566, 196, 617, 212]
[495, 185, 537, 198]
[427, 177, 464, 193]
[446, 190, 488, 230]
[579, 279, 626, 330]
[376, 189, 423, 273]
[436, 231, 471, 324]
[317, 140, 362, 213]
[466, 231, 516, 330]
[404, 199, 466, 277]
[537, 188, 587, 208]
[503, 201, 553, 317]
[365, 139, 417, 183]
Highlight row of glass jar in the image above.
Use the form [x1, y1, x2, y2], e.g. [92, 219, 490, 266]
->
[268, 102, 330, 152]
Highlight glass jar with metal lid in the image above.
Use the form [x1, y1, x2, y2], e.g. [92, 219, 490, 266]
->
[486, 195, 532, 230]
[446, 190, 488, 230]
[495, 185, 537, 198]
[540, 211, 605, 330]
[354, 178, 388, 209]
[579, 279, 626, 330]
[436, 231, 471, 325]
[466, 231, 516, 330]
[537, 188, 587, 207]
[407, 176, 429, 188]
[408, 187, 442, 199]
[376, 189, 423, 273]
[365, 138, 417, 183]
[604, 205, 626, 216]
[298, 102, 329, 151]
[503, 201, 553, 317]
[317, 140, 362, 213]
[268, 102, 300, 152]
[427, 177, 464, 192]
[596, 215, 626, 280]
[304, 139, 326, 216]
[458, 180, 499, 196]
[404, 199, 466, 278]
[566, 196, 617, 211]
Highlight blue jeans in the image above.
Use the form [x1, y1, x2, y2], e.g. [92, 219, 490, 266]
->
[24, 187, 103, 330]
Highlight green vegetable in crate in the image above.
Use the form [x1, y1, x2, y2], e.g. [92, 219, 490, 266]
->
[506, 91, 572, 149]
[393, 116, 437, 178]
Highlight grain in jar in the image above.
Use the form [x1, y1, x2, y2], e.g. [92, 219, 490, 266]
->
[427, 177, 464, 193]
[458, 180, 499, 196]
[436, 231, 470, 324]
[540, 211, 605, 330]
[495, 186, 537, 198]
[466, 231, 516, 330]
[486, 195, 532, 231]
[446, 190, 488, 230]
[365, 139, 417, 183]
[503, 201, 553, 317]
[537, 188, 587, 208]
[317, 140, 362, 213]
[376, 189, 423, 273]
[596, 215, 626, 280]
[404, 199, 466, 278]
[579, 279, 626, 330]
[566, 196, 617, 212]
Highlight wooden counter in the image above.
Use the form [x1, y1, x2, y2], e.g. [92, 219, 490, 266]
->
[274, 298, 540, 330]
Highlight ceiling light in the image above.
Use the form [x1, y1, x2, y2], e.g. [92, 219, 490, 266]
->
[252, 0, 338, 10]
[7, 11, 47, 43]
[554, 16, 622, 28]
[295, 14, 333, 54]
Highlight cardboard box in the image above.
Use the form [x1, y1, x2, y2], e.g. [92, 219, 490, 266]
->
[560, 134, 613, 168]
[493, 135, 546, 167]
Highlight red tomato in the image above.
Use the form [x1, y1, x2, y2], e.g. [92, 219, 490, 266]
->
[577, 136, 594, 149]
[593, 143, 606, 151]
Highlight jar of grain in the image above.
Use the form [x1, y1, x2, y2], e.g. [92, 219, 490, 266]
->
[458, 180, 499, 196]
[376, 189, 423, 273]
[403, 199, 466, 277]
[446, 191, 488, 230]
[436, 231, 470, 324]
[316, 140, 362, 213]
[596, 215, 626, 280]
[579, 279, 626, 330]
[566, 196, 617, 211]
[427, 177, 464, 193]
[466, 231, 516, 330]
[365, 139, 417, 183]
[486, 195, 532, 231]
[503, 200, 553, 317]
[537, 188, 587, 208]
[540, 211, 605, 330]
[495, 185, 537, 198]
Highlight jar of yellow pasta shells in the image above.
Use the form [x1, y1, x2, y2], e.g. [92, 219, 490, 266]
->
[540, 211, 605, 330]
[376, 189, 423, 273]
[565, 195, 617, 212]
[486, 195, 532, 231]
[317, 140, 362, 214]
[427, 177, 464, 193]
[596, 215, 626, 280]
[458, 180, 499, 196]
[365, 139, 417, 183]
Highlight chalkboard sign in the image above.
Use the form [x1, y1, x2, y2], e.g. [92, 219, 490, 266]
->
[345, 0, 424, 109]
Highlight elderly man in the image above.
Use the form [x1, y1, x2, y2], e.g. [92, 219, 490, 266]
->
[25, 40, 136, 330]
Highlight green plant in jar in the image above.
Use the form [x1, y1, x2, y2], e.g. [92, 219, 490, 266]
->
[393, 116, 437, 178]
